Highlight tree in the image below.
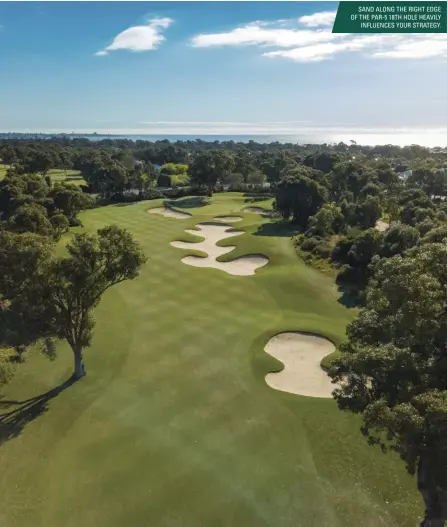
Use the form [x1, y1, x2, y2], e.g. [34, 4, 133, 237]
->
[409, 166, 447, 199]
[246, 171, 266, 186]
[330, 243, 447, 526]
[0, 231, 54, 367]
[355, 195, 383, 229]
[259, 152, 297, 186]
[49, 183, 93, 224]
[380, 223, 420, 258]
[303, 151, 339, 173]
[234, 150, 253, 182]
[0, 175, 27, 219]
[275, 169, 328, 227]
[50, 213, 69, 241]
[24, 149, 54, 176]
[307, 202, 343, 237]
[86, 161, 128, 199]
[189, 150, 235, 196]
[43, 226, 147, 378]
[7, 203, 54, 237]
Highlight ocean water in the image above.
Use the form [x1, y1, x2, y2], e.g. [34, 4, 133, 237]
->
[4, 131, 447, 147]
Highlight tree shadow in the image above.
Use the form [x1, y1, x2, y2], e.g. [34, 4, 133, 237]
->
[0, 375, 76, 446]
[244, 196, 272, 203]
[167, 196, 209, 209]
[112, 202, 139, 207]
[254, 221, 302, 238]
[335, 281, 364, 309]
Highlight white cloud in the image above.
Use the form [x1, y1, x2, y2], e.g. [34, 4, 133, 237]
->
[190, 11, 447, 62]
[96, 17, 173, 56]
[191, 24, 343, 49]
[373, 36, 447, 59]
[298, 11, 337, 28]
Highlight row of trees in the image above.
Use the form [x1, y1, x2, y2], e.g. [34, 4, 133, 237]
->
[3, 139, 447, 203]
[268, 147, 447, 525]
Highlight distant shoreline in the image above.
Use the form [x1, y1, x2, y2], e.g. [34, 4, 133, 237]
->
[1, 132, 447, 147]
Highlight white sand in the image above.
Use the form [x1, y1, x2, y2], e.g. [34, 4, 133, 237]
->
[149, 207, 191, 220]
[264, 332, 336, 398]
[375, 220, 389, 232]
[213, 216, 242, 223]
[171, 223, 269, 276]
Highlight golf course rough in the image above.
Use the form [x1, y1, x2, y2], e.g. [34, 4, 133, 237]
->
[264, 332, 336, 398]
[171, 222, 269, 276]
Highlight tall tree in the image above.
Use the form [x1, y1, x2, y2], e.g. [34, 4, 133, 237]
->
[189, 150, 235, 196]
[43, 226, 147, 378]
[275, 168, 328, 227]
[330, 243, 447, 526]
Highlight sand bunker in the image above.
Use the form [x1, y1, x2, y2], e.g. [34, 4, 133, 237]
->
[244, 207, 274, 217]
[375, 220, 389, 232]
[171, 223, 269, 276]
[264, 332, 336, 398]
[213, 216, 242, 223]
[149, 207, 191, 220]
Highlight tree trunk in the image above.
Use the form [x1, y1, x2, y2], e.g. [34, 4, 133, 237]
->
[73, 346, 86, 379]
[418, 456, 447, 527]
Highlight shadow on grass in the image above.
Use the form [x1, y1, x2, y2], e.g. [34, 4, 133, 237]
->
[167, 196, 209, 209]
[244, 196, 272, 203]
[254, 221, 302, 238]
[112, 202, 139, 207]
[0, 375, 76, 446]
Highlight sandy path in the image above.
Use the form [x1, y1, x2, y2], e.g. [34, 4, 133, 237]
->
[264, 332, 336, 398]
[213, 216, 242, 223]
[149, 207, 191, 219]
[171, 223, 269, 276]
[375, 220, 389, 232]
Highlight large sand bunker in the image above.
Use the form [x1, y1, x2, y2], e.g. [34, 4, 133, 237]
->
[171, 223, 269, 276]
[213, 216, 242, 223]
[264, 332, 336, 398]
[149, 207, 191, 220]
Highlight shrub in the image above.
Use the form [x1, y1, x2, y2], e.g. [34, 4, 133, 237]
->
[69, 217, 83, 227]
[300, 236, 323, 252]
[142, 187, 163, 200]
[161, 163, 188, 175]
[312, 242, 332, 259]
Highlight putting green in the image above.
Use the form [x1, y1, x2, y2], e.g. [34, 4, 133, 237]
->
[0, 193, 419, 527]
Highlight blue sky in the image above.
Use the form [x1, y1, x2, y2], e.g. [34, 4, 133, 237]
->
[1, 1, 447, 139]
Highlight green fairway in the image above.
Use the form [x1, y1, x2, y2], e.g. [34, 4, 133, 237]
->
[0, 193, 419, 527]
[48, 168, 86, 186]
